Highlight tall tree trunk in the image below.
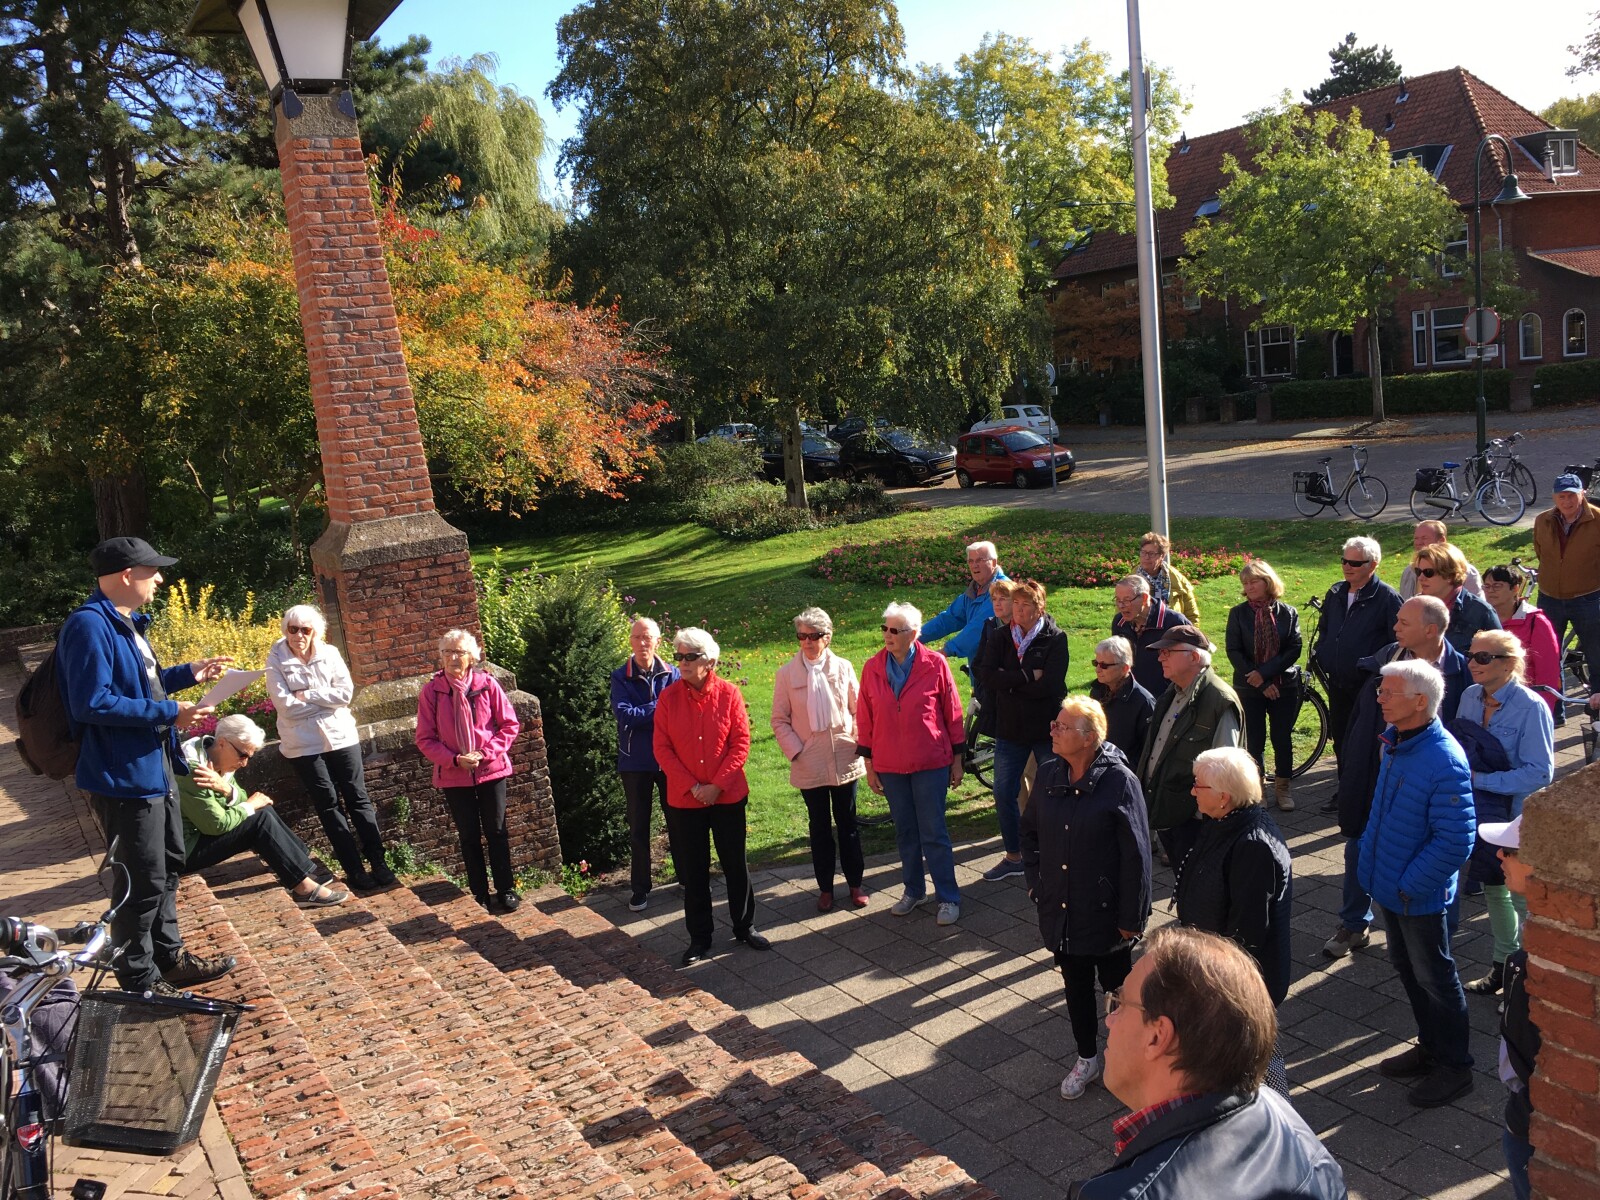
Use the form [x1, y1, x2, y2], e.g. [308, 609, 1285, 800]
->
[91, 467, 150, 540]
[780, 401, 808, 510]
[1367, 315, 1386, 422]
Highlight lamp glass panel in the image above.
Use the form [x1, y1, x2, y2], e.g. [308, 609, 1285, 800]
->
[236, 0, 283, 92]
[263, 0, 350, 81]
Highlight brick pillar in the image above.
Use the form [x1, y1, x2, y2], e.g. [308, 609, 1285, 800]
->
[1520, 761, 1600, 1198]
[275, 93, 476, 712]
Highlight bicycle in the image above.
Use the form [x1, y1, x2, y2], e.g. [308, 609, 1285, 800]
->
[1562, 459, 1600, 505]
[1512, 558, 1589, 701]
[1464, 432, 1537, 506]
[1291, 444, 1387, 520]
[1284, 597, 1333, 779]
[959, 664, 995, 788]
[1408, 460, 1526, 526]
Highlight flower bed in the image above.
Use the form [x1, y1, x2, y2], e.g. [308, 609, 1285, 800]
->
[814, 530, 1250, 590]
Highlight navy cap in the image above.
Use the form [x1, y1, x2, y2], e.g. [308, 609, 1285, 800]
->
[1554, 473, 1585, 495]
[89, 537, 178, 575]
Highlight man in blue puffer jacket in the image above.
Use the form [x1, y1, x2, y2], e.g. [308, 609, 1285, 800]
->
[1358, 659, 1476, 1110]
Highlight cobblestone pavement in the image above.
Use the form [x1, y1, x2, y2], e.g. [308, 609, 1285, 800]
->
[593, 717, 1594, 1200]
[0, 664, 251, 1200]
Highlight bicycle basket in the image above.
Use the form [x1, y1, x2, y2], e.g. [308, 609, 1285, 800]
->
[1415, 467, 1448, 491]
[1292, 471, 1330, 496]
[1565, 464, 1596, 488]
[62, 989, 244, 1155]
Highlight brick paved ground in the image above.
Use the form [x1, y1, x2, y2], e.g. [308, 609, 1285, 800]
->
[593, 714, 1596, 1200]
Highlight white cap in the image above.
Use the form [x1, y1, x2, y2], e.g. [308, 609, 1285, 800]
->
[1477, 814, 1521, 850]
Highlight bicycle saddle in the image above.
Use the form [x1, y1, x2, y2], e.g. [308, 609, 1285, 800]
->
[1316, 457, 1331, 464]
[1443, 461, 1460, 469]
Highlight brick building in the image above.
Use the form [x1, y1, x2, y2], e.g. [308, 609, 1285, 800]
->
[1050, 68, 1600, 397]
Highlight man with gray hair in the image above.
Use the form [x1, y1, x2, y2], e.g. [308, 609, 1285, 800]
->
[919, 540, 1008, 663]
[1111, 574, 1191, 697]
[1358, 659, 1476, 1108]
[1314, 536, 1401, 807]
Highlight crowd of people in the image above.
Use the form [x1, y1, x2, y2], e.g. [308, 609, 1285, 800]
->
[50, 466, 1597, 1200]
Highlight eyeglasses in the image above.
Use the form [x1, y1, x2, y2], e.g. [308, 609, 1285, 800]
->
[1105, 988, 1145, 1017]
[1091, 660, 1121, 670]
[1341, 558, 1371, 568]
[796, 632, 826, 642]
[224, 739, 253, 763]
[880, 624, 913, 635]
[1468, 651, 1512, 665]
[1413, 566, 1440, 578]
[1049, 719, 1092, 735]
[1156, 646, 1194, 657]
[674, 651, 705, 663]
[286, 625, 315, 635]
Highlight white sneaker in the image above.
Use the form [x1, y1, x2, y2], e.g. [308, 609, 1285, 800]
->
[936, 902, 960, 926]
[890, 892, 927, 916]
[1060, 1053, 1103, 1100]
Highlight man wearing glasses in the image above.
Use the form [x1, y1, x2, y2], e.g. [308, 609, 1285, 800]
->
[1069, 926, 1346, 1199]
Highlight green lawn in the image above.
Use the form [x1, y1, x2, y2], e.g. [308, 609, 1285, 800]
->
[477, 507, 1535, 871]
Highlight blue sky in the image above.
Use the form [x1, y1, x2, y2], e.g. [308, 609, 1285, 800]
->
[381, 0, 1594, 200]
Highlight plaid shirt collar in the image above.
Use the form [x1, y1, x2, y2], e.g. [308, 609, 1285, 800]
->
[1111, 1093, 1204, 1156]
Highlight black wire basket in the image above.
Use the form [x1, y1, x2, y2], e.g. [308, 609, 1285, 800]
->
[62, 988, 245, 1155]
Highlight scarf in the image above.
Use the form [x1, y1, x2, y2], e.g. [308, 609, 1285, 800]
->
[1251, 600, 1279, 674]
[803, 650, 843, 732]
[448, 672, 477, 760]
[886, 643, 916, 698]
[1140, 565, 1171, 605]
[1012, 616, 1044, 658]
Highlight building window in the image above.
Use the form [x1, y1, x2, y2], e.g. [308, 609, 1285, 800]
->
[1567, 309, 1588, 357]
[1440, 224, 1468, 278]
[1553, 137, 1578, 174]
[1430, 307, 1468, 364]
[1195, 197, 1220, 219]
[1412, 312, 1428, 367]
[1519, 314, 1542, 360]
[1163, 271, 1201, 311]
[1245, 325, 1294, 377]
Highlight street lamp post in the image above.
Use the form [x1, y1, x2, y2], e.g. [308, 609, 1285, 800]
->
[1471, 134, 1530, 454]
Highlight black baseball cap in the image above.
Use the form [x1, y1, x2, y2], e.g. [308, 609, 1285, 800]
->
[1147, 626, 1213, 654]
[89, 537, 178, 575]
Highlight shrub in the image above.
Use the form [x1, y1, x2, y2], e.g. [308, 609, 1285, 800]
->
[1269, 370, 1512, 420]
[689, 481, 819, 539]
[477, 559, 631, 868]
[0, 557, 90, 628]
[806, 477, 898, 523]
[1533, 359, 1600, 406]
[145, 581, 284, 740]
[164, 508, 312, 616]
[631, 438, 762, 504]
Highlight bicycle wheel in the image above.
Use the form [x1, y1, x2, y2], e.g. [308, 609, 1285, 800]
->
[1511, 462, 1537, 506]
[1293, 487, 1324, 517]
[1345, 474, 1387, 520]
[1409, 486, 1449, 522]
[1563, 627, 1590, 695]
[1289, 686, 1330, 780]
[965, 734, 995, 789]
[1476, 477, 1525, 525]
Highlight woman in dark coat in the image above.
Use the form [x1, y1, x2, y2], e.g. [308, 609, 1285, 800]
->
[1022, 695, 1151, 1102]
[1175, 745, 1293, 1093]
[1224, 559, 1303, 812]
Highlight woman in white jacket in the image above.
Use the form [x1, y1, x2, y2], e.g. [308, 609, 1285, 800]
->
[772, 607, 867, 912]
[265, 604, 394, 891]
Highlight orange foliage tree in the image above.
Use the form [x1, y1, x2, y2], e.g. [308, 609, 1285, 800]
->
[1048, 281, 1190, 373]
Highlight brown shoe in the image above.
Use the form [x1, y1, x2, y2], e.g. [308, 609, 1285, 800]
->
[1274, 777, 1295, 812]
[161, 950, 236, 987]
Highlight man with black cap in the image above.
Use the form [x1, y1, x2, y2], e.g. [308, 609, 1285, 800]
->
[1534, 473, 1600, 703]
[57, 537, 237, 995]
[1135, 626, 1243, 871]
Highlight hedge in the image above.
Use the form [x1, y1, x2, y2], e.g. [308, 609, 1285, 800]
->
[1268, 369, 1512, 421]
[1533, 359, 1600, 406]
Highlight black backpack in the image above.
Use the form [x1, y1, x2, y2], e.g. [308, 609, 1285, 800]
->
[15, 649, 80, 779]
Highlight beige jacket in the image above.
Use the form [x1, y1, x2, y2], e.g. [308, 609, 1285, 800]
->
[771, 651, 866, 790]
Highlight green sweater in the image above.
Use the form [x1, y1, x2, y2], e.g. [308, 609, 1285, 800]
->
[177, 735, 250, 858]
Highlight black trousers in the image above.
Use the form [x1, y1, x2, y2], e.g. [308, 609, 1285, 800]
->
[619, 770, 667, 898]
[184, 806, 315, 888]
[1055, 945, 1134, 1059]
[1326, 682, 1361, 771]
[800, 782, 865, 892]
[444, 777, 515, 901]
[1156, 817, 1203, 875]
[93, 791, 185, 990]
[663, 799, 755, 944]
[1242, 689, 1300, 779]
[289, 744, 385, 877]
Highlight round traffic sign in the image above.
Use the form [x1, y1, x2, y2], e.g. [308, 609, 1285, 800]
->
[1464, 307, 1500, 346]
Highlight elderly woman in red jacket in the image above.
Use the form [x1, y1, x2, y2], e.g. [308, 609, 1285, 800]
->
[654, 626, 771, 967]
[858, 601, 966, 927]
[416, 629, 522, 914]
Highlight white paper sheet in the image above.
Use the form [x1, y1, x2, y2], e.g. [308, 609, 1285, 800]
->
[199, 669, 265, 709]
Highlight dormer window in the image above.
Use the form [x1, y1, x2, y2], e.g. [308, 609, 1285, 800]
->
[1391, 144, 1452, 179]
[1195, 197, 1220, 218]
[1383, 113, 1395, 132]
[1516, 130, 1579, 175]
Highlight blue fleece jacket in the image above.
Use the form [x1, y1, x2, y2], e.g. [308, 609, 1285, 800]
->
[918, 570, 1010, 662]
[1357, 718, 1476, 916]
[610, 655, 679, 772]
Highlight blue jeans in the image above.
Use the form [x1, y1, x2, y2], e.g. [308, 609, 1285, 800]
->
[1379, 905, 1472, 1069]
[991, 738, 1052, 856]
[1503, 1126, 1532, 1200]
[880, 767, 960, 904]
[1540, 588, 1600, 695]
[1340, 837, 1374, 933]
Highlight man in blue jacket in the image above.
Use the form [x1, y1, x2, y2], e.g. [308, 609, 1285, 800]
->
[918, 540, 1007, 663]
[57, 538, 235, 995]
[1358, 659, 1476, 1109]
[610, 616, 679, 912]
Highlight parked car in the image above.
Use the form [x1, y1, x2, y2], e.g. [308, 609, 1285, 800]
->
[970, 404, 1059, 440]
[838, 428, 956, 487]
[756, 430, 844, 482]
[827, 414, 890, 440]
[696, 422, 758, 444]
[955, 426, 1075, 490]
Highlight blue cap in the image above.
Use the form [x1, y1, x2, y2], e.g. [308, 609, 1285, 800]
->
[1554, 473, 1585, 494]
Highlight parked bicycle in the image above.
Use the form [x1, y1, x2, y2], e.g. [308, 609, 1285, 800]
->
[1464, 431, 1537, 506]
[1512, 558, 1590, 700]
[1291, 443, 1387, 520]
[1284, 597, 1333, 779]
[1562, 458, 1600, 505]
[1408, 459, 1525, 525]
[959, 664, 995, 788]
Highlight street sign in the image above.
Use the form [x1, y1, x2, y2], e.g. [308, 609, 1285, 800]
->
[1465, 307, 1501, 346]
[1465, 344, 1500, 361]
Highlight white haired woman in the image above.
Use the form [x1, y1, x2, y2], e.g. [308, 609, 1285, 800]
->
[654, 627, 769, 966]
[857, 602, 965, 926]
[266, 605, 394, 890]
[178, 715, 348, 905]
[772, 607, 868, 912]
[1088, 635, 1154, 763]
[417, 629, 523, 913]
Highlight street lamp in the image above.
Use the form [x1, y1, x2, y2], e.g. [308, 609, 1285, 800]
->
[1471, 134, 1530, 453]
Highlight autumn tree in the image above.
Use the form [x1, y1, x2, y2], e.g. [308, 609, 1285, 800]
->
[1303, 34, 1402, 105]
[1183, 102, 1460, 420]
[1049, 282, 1189, 373]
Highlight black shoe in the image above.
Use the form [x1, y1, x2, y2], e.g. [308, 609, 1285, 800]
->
[161, 950, 237, 987]
[1465, 962, 1505, 995]
[1377, 1045, 1435, 1079]
[475, 894, 493, 912]
[1319, 798, 1340, 815]
[734, 929, 772, 951]
[346, 870, 378, 892]
[1463, 879, 1484, 897]
[1408, 1065, 1474, 1108]
[368, 864, 398, 887]
[680, 941, 712, 967]
[496, 890, 521, 913]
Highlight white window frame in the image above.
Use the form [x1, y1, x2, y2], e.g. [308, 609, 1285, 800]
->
[1245, 325, 1295, 378]
[1431, 307, 1469, 365]
[1440, 223, 1468, 278]
[1412, 311, 1428, 367]
[1566, 309, 1588, 357]
[1519, 313, 1543, 361]
[1554, 137, 1578, 174]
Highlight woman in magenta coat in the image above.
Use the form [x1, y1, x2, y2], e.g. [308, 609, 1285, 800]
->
[417, 629, 522, 913]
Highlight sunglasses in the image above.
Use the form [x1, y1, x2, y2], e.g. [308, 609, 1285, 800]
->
[1468, 651, 1512, 665]
[674, 651, 705, 663]
[286, 625, 315, 635]
[225, 739, 253, 762]
[1413, 566, 1440, 578]
[796, 632, 826, 642]
[880, 625, 913, 635]
[1091, 660, 1120, 670]
[1341, 558, 1371, 568]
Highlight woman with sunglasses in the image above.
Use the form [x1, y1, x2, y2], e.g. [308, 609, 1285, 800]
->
[266, 604, 395, 891]
[654, 627, 768, 966]
[1412, 542, 1502, 655]
[178, 714, 349, 905]
[1454, 632, 1554, 997]
[1481, 564, 1562, 716]
[771, 607, 867, 912]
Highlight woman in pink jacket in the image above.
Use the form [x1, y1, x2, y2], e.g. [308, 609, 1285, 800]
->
[1483, 564, 1563, 716]
[416, 629, 522, 913]
[772, 606, 868, 912]
[858, 602, 966, 927]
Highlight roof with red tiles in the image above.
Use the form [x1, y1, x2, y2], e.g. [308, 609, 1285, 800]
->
[1054, 67, 1600, 281]
[1526, 247, 1600, 278]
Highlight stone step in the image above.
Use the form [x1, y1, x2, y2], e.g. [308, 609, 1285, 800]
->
[361, 880, 767, 1200]
[192, 864, 528, 1200]
[509, 889, 996, 1200]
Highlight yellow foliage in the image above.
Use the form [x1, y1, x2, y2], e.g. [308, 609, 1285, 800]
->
[147, 581, 281, 676]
